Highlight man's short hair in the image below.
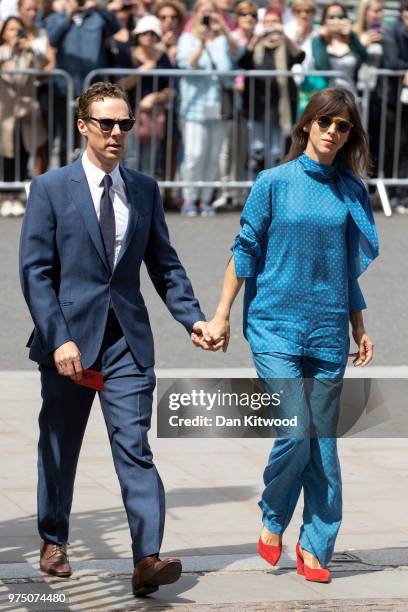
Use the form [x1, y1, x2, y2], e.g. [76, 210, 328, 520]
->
[401, 0, 408, 13]
[77, 82, 133, 120]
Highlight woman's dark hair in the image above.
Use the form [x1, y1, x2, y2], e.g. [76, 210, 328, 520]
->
[0, 16, 25, 44]
[400, 0, 408, 13]
[282, 87, 371, 177]
[321, 2, 348, 24]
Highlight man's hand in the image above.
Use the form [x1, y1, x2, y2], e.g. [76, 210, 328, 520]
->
[53, 341, 83, 380]
[191, 321, 225, 351]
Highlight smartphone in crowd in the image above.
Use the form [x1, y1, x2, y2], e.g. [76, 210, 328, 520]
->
[370, 20, 382, 31]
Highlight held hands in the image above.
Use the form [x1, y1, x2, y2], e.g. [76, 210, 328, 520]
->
[349, 328, 374, 367]
[53, 341, 83, 380]
[191, 318, 230, 352]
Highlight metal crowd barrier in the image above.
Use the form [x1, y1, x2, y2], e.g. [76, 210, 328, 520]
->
[359, 69, 408, 216]
[0, 68, 74, 191]
[1, 66, 407, 216]
[83, 68, 351, 188]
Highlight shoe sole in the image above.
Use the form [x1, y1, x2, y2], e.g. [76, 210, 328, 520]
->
[133, 584, 159, 597]
[133, 560, 182, 597]
[40, 565, 72, 578]
[305, 575, 331, 583]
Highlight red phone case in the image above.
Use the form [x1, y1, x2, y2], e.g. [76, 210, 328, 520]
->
[74, 369, 105, 391]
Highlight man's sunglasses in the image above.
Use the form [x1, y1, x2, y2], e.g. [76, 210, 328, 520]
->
[238, 11, 257, 17]
[326, 13, 346, 19]
[88, 117, 135, 132]
[314, 115, 353, 133]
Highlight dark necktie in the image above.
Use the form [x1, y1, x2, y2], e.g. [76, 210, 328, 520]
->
[99, 174, 115, 271]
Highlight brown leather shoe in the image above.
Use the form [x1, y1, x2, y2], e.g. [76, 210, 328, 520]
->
[40, 540, 72, 577]
[132, 555, 182, 597]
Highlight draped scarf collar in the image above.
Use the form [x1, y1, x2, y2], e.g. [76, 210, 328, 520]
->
[298, 152, 379, 279]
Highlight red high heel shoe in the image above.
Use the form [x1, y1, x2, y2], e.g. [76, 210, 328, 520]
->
[296, 543, 331, 583]
[258, 535, 282, 566]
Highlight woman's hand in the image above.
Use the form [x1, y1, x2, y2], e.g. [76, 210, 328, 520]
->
[138, 92, 158, 110]
[138, 59, 157, 70]
[318, 24, 330, 40]
[196, 24, 208, 42]
[162, 30, 177, 48]
[339, 17, 352, 37]
[205, 315, 230, 353]
[209, 12, 226, 35]
[191, 320, 226, 351]
[350, 327, 374, 367]
[360, 29, 382, 46]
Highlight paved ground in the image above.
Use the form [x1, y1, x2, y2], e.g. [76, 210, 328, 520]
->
[1, 210, 407, 610]
[1, 370, 408, 611]
[1, 210, 407, 370]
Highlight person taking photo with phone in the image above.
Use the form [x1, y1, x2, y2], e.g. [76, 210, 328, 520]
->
[238, 7, 305, 176]
[0, 15, 48, 217]
[176, 0, 240, 217]
[312, 2, 367, 93]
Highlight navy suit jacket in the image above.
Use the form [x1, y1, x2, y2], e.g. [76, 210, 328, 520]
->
[19, 158, 205, 368]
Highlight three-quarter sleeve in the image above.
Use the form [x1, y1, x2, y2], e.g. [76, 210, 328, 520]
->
[348, 277, 367, 312]
[231, 171, 272, 278]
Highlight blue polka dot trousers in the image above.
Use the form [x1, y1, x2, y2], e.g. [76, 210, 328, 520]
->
[252, 351, 346, 567]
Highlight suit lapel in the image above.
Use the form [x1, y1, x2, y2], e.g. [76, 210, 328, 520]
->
[115, 166, 140, 268]
[69, 158, 110, 273]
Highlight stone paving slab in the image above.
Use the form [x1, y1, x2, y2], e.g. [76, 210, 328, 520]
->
[2, 568, 408, 611]
[1, 370, 408, 610]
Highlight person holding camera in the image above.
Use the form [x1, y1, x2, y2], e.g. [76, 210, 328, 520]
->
[105, 0, 135, 66]
[45, 0, 121, 164]
[238, 7, 305, 176]
[176, 0, 239, 216]
[117, 15, 173, 176]
[18, 0, 55, 175]
[155, 0, 185, 66]
[312, 2, 367, 93]
[0, 15, 48, 217]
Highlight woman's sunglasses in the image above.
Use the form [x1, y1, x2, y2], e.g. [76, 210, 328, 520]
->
[88, 117, 136, 132]
[158, 13, 179, 20]
[238, 11, 257, 17]
[293, 8, 315, 14]
[314, 115, 353, 133]
[326, 13, 346, 20]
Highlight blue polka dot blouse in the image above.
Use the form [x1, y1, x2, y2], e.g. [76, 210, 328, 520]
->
[231, 152, 379, 365]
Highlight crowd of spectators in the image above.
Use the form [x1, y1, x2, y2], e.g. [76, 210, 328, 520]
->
[0, 0, 408, 216]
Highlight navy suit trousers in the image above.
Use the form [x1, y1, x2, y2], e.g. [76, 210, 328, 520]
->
[37, 310, 165, 564]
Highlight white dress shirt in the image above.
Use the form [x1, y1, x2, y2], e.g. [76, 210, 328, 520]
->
[82, 151, 129, 267]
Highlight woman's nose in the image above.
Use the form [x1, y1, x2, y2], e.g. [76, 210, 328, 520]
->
[327, 123, 337, 135]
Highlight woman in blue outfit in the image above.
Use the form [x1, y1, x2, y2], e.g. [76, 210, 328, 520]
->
[200, 87, 379, 583]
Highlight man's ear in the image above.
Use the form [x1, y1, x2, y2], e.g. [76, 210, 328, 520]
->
[77, 118, 87, 137]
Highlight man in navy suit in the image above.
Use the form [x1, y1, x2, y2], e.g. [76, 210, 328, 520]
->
[19, 82, 214, 597]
